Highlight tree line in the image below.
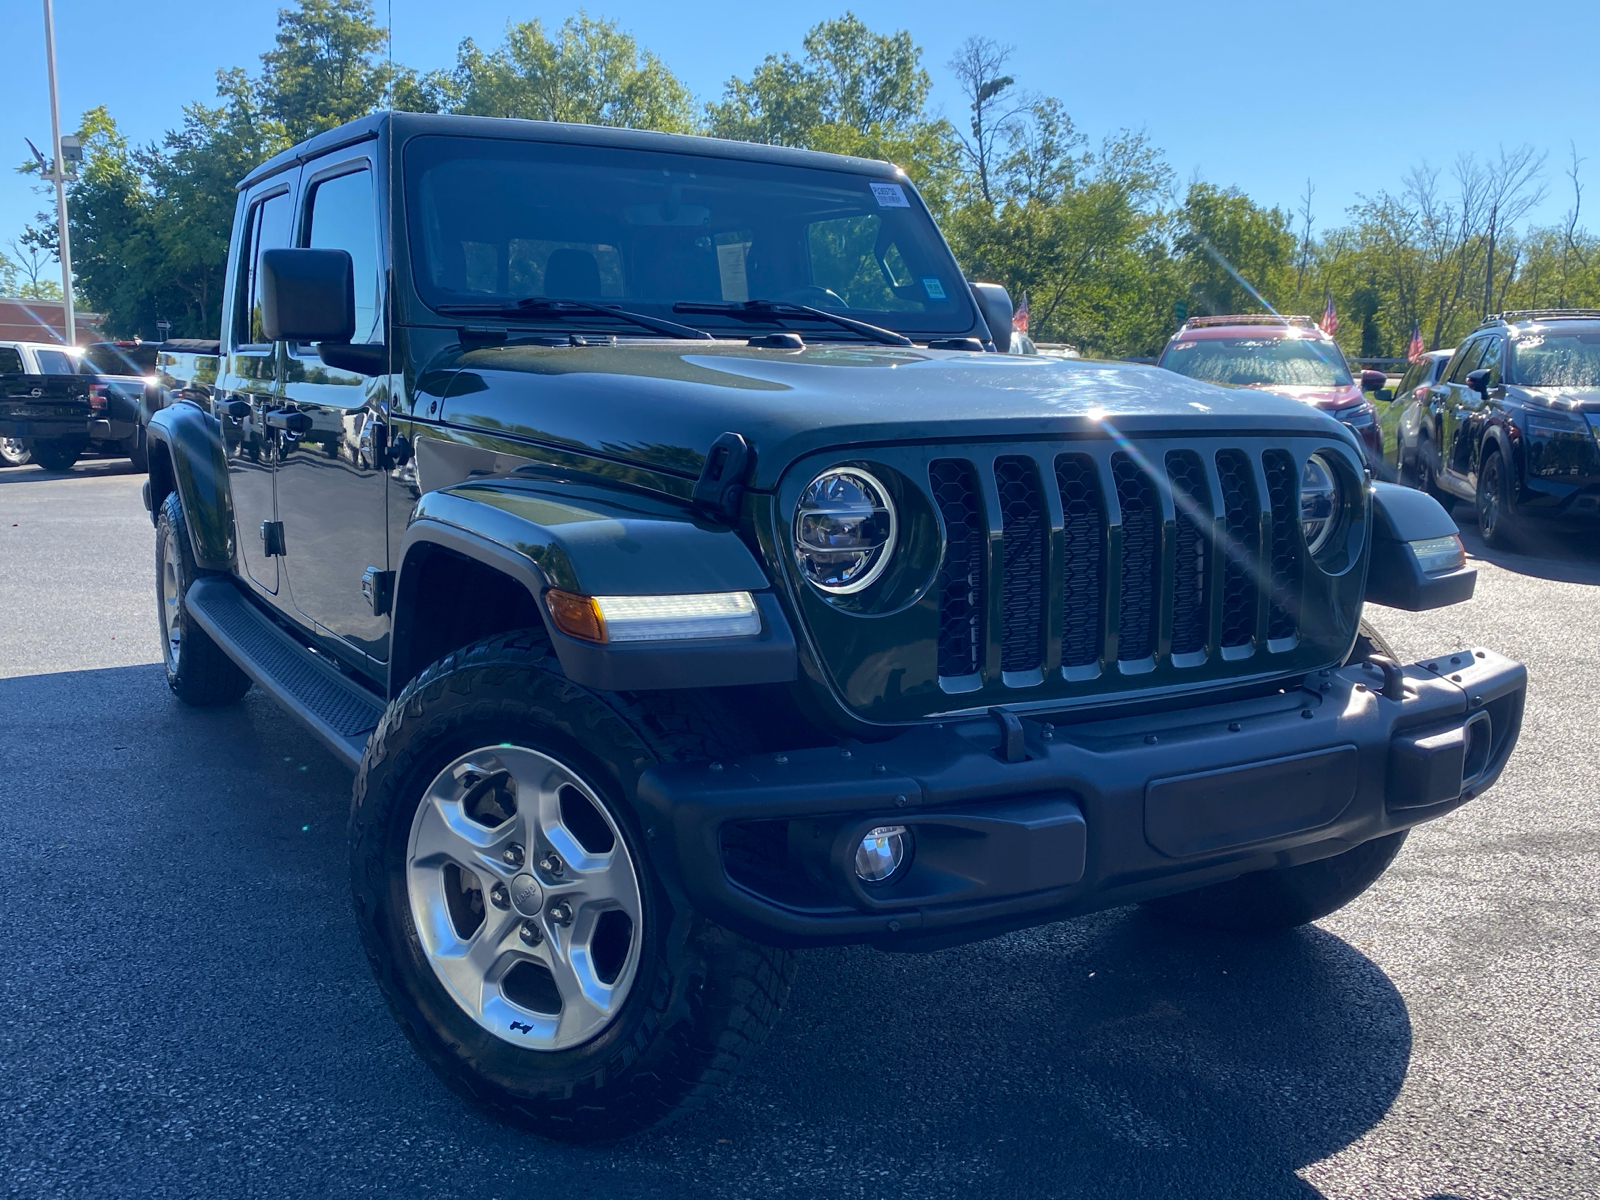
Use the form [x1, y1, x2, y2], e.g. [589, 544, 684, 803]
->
[12, 0, 1598, 359]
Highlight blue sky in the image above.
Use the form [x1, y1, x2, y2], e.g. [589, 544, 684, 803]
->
[4, 0, 1597, 276]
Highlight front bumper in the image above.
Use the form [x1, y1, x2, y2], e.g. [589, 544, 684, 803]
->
[638, 646, 1525, 950]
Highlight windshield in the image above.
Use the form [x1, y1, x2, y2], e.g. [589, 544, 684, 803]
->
[404, 135, 974, 337]
[80, 343, 156, 375]
[1160, 335, 1352, 388]
[1509, 327, 1600, 387]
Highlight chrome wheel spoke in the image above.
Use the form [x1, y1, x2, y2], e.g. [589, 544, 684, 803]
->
[406, 745, 642, 1053]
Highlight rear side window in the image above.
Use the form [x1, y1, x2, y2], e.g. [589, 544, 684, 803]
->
[304, 168, 382, 344]
[1430, 354, 1452, 383]
[81, 343, 155, 374]
[35, 348, 77, 374]
[235, 189, 294, 346]
[0, 347, 23, 373]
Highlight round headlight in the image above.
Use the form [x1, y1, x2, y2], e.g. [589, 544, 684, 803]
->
[1299, 452, 1342, 555]
[794, 467, 897, 594]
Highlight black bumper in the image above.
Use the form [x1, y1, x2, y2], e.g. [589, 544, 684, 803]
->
[637, 647, 1526, 950]
[0, 416, 88, 441]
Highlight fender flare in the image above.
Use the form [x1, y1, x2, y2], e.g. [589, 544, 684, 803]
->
[392, 477, 797, 695]
[1477, 424, 1518, 500]
[146, 402, 236, 571]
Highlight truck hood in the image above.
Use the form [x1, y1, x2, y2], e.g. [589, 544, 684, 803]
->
[435, 341, 1352, 489]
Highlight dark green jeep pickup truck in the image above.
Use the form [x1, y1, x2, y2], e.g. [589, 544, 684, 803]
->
[144, 111, 1526, 1141]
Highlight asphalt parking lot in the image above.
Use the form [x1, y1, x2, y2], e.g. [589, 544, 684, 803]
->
[2, 458, 1596, 1200]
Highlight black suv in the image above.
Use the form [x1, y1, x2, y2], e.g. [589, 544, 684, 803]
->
[1411, 310, 1600, 547]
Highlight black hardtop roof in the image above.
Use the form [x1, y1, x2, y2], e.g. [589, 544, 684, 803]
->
[238, 111, 906, 192]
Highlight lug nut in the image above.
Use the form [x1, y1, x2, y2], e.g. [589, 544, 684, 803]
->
[540, 852, 564, 877]
[549, 900, 574, 926]
[489, 883, 510, 909]
[519, 920, 543, 946]
[502, 842, 525, 867]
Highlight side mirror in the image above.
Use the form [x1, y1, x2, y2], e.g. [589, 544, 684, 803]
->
[1374, 388, 1394, 403]
[260, 248, 355, 344]
[1360, 369, 1388, 392]
[968, 282, 1014, 351]
[1465, 367, 1491, 399]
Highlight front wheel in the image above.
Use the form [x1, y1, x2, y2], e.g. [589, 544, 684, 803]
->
[1476, 449, 1519, 550]
[1140, 831, 1409, 934]
[349, 631, 795, 1142]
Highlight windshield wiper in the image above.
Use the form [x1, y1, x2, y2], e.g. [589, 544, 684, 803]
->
[436, 297, 712, 341]
[671, 300, 912, 347]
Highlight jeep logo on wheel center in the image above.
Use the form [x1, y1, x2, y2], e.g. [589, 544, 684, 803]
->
[509, 872, 543, 917]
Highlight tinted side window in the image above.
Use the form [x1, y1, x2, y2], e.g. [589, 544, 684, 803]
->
[0, 347, 23, 373]
[35, 349, 77, 374]
[235, 190, 294, 346]
[1447, 340, 1486, 383]
[1476, 336, 1503, 386]
[304, 168, 381, 344]
[1395, 360, 1425, 397]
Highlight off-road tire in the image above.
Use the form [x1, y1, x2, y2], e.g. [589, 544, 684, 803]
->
[155, 491, 252, 706]
[1140, 830, 1409, 934]
[31, 438, 81, 473]
[1476, 447, 1519, 551]
[1347, 618, 1397, 667]
[348, 630, 796, 1143]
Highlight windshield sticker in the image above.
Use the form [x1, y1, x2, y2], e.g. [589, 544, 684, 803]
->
[717, 241, 751, 303]
[921, 277, 946, 301]
[870, 182, 910, 208]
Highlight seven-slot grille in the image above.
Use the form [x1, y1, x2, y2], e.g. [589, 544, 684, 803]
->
[929, 444, 1311, 688]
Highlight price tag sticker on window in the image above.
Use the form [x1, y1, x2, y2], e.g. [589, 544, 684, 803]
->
[921, 277, 946, 301]
[870, 182, 910, 208]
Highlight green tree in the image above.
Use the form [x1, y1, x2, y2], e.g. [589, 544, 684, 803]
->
[447, 13, 695, 132]
[1175, 183, 1296, 319]
[258, 0, 392, 143]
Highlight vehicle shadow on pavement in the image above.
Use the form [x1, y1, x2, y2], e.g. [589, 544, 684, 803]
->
[0, 458, 139, 485]
[649, 914, 1412, 1199]
[1455, 513, 1600, 585]
[0, 663, 1410, 1200]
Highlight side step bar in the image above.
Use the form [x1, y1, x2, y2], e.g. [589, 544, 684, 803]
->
[186, 577, 385, 771]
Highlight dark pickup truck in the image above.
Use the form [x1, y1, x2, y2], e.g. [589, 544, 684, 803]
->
[1, 368, 92, 470]
[144, 111, 1526, 1142]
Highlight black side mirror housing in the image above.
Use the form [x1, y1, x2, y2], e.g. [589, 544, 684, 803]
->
[1465, 367, 1492, 399]
[260, 248, 355, 343]
[1365, 483, 1476, 611]
[968, 282, 1014, 351]
[1360, 369, 1388, 392]
[1374, 388, 1394, 403]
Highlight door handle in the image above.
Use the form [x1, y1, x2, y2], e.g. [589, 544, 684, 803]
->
[266, 409, 313, 433]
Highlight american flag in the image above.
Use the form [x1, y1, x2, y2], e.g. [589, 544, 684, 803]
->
[1012, 291, 1029, 334]
[1319, 296, 1339, 336]
[1407, 321, 1425, 363]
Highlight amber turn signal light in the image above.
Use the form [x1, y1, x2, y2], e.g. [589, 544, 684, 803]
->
[545, 589, 605, 643]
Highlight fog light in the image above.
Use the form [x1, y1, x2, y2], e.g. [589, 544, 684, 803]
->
[854, 825, 909, 883]
[1409, 534, 1465, 575]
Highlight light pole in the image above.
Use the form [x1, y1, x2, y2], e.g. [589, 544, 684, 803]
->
[41, 0, 75, 345]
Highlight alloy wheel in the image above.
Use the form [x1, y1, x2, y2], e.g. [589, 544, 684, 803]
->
[160, 532, 183, 673]
[1478, 455, 1503, 541]
[405, 745, 643, 1052]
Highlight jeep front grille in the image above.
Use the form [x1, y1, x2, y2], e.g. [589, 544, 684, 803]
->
[928, 439, 1339, 696]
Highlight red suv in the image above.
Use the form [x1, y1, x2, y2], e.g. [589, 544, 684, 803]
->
[1156, 315, 1387, 464]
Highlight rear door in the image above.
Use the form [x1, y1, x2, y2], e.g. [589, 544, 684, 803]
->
[1437, 338, 1486, 484]
[274, 152, 392, 666]
[215, 178, 298, 597]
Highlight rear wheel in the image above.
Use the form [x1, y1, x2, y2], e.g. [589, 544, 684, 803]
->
[125, 425, 149, 472]
[1140, 831, 1409, 934]
[1476, 448, 1519, 551]
[349, 631, 795, 1142]
[1416, 433, 1455, 513]
[0, 437, 31, 467]
[155, 491, 252, 706]
[1346, 618, 1397, 667]
[31, 438, 81, 473]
